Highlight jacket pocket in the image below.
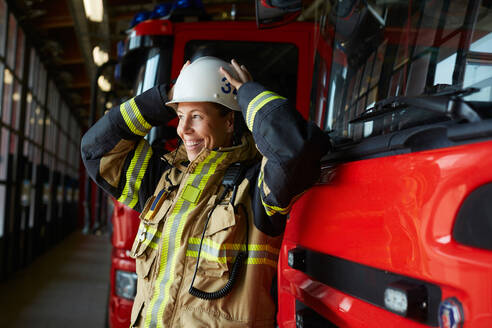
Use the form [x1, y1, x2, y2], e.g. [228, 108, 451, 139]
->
[194, 203, 239, 278]
[130, 296, 144, 327]
[130, 221, 161, 280]
[131, 192, 172, 258]
[130, 196, 166, 279]
[205, 203, 236, 237]
[130, 221, 161, 256]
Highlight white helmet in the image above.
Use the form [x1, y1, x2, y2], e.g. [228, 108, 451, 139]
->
[166, 56, 241, 111]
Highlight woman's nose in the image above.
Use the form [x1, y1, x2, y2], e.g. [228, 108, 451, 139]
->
[178, 116, 192, 134]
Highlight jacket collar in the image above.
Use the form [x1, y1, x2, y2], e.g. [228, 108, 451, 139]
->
[162, 133, 259, 173]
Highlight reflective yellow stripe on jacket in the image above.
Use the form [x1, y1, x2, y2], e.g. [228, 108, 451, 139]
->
[186, 237, 279, 268]
[145, 151, 227, 328]
[117, 139, 153, 209]
[257, 166, 302, 216]
[245, 91, 286, 131]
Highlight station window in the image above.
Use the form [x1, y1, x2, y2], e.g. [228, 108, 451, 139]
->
[52, 119, 58, 155]
[28, 52, 47, 106]
[26, 92, 32, 131]
[15, 27, 24, 78]
[0, 127, 8, 180]
[24, 98, 35, 142]
[60, 105, 68, 133]
[2, 68, 13, 124]
[48, 82, 60, 123]
[58, 132, 66, 165]
[23, 138, 30, 159]
[9, 132, 17, 155]
[43, 153, 53, 171]
[0, 64, 4, 120]
[463, 32, 492, 102]
[43, 113, 52, 153]
[37, 66, 47, 106]
[11, 81, 21, 130]
[34, 106, 44, 145]
[33, 145, 41, 166]
[0, 0, 6, 58]
[0, 184, 5, 237]
[6, 13, 17, 70]
[28, 48, 36, 91]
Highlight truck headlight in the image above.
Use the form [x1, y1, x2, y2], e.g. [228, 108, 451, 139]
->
[115, 270, 138, 300]
[383, 281, 427, 321]
[384, 287, 408, 313]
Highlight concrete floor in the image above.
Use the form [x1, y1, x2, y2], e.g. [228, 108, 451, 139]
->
[0, 231, 112, 328]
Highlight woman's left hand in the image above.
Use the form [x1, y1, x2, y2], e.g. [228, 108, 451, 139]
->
[220, 59, 253, 91]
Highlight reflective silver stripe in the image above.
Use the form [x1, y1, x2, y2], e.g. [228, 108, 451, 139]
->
[137, 226, 161, 249]
[186, 243, 279, 263]
[126, 100, 151, 133]
[120, 98, 152, 136]
[246, 91, 275, 130]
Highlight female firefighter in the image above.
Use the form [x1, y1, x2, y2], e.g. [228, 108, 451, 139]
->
[81, 56, 329, 327]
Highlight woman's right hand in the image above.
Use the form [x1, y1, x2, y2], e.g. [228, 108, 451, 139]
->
[220, 59, 253, 92]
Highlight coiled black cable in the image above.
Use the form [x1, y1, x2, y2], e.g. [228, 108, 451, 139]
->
[189, 184, 250, 300]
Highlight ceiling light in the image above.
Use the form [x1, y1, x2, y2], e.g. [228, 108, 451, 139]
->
[98, 76, 111, 92]
[92, 46, 108, 66]
[83, 0, 104, 22]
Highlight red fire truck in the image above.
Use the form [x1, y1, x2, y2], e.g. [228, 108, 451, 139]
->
[278, 1, 492, 328]
[108, 0, 492, 327]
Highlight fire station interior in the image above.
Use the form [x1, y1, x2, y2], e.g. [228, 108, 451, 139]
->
[0, 0, 268, 326]
[0, 0, 491, 326]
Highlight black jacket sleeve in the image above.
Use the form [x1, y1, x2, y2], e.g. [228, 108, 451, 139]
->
[81, 85, 176, 212]
[238, 82, 331, 235]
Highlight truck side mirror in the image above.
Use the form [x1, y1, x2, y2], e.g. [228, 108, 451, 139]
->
[255, 0, 302, 29]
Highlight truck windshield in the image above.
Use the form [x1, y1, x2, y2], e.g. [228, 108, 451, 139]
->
[320, 0, 492, 142]
[133, 46, 172, 96]
[131, 44, 174, 146]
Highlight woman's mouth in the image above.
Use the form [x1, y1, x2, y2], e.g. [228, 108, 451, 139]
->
[184, 140, 204, 150]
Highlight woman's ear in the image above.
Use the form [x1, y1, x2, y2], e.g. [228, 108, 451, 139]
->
[226, 111, 235, 133]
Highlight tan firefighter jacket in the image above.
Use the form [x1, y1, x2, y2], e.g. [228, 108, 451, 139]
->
[81, 82, 330, 327]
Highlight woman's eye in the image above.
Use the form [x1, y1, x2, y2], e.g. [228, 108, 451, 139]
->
[192, 114, 202, 119]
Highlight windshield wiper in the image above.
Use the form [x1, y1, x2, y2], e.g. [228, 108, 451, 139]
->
[350, 87, 481, 124]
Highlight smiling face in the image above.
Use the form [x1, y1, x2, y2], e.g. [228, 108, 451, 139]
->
[176, 102, 234, 162]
